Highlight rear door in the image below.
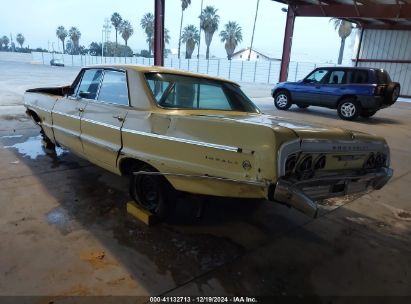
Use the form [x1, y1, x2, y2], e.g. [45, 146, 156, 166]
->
[52, 69, 103, 156]
[319, 69, 348, 107]
[80, 69, 129, 172]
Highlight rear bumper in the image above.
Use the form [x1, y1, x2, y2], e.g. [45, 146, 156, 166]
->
[271, 167, 393, 218]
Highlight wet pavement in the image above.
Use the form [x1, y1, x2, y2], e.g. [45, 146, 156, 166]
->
[0, 61, 411, 299]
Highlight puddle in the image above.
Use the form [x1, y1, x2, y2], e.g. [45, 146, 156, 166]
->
[1, 135, 23, 139]
[47, 207, 75, 235]
[4, 135, 64, 159]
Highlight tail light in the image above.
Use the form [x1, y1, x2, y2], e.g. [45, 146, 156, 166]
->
[314, 154, 326, 170]
[374, 85, 385, 96]
[364, 153, 375, 169]
[285, 154, 297, 176]
[364, 152, 387, 169]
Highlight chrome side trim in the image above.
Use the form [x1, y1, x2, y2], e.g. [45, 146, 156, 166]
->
[122, 128, 239, 153]
[53, 110, 80, 120]
[27, 104, 52, 113]
[132, 171, 267, 187]
[81, 117, 121, 130]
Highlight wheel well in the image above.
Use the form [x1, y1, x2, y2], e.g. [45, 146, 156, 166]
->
[27, 109, 41, 123]
[119, 158, 155, 176]
[272, 88, 289, 97]
[337, 95, 357, 106]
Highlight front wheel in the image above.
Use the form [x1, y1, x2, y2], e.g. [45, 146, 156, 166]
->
[274, 90, 292, 110]
[337, 99, 361, 121]
[129, 166, 174, 220]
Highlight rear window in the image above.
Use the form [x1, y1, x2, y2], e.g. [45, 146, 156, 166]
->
[349, 70, 369, 84]
[144, 73, 259, 113]
[375, 70, 391, 84]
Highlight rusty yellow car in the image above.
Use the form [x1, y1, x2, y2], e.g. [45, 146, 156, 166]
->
[24, 64, 393, 219]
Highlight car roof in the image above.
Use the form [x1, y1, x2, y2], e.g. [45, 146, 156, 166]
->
[85, 64, 238, 85]
[315, 66, 385, 72]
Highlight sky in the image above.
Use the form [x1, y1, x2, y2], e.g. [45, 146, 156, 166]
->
[0, 0, 357, 64]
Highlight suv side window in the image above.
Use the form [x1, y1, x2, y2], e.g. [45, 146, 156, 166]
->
[305, 69, 328, 83]
[97, 70, 129, 105]
[327, 70, 346, 84]
[349, 70, 368, 84]
[75, 69, 103, 99]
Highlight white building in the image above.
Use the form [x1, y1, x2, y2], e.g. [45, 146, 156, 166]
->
[231, 47, 280, 61]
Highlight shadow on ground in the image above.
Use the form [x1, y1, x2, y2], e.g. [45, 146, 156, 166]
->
[1, 126, 411, 297]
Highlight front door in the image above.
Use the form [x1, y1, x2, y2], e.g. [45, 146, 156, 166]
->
[80, 69, 129, 172]
[52, 68, 103, 156]
[298, 68, 330, 105]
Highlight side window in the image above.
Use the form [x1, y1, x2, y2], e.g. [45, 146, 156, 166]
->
[76, 69, 103, 99]
[306, 69, 328, 83]
[350, 70, 369, 84]
[198, 84, 231, 110]
[327, 70, 346, 84]
[161, 82, 232, 110]
[98, 70, 129, 105]
[146, 79, 171, 102]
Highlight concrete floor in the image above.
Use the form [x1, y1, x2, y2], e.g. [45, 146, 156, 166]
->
[1, 61, 411, 298]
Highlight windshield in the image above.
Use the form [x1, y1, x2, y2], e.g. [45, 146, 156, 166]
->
[144, 72, 260, 113]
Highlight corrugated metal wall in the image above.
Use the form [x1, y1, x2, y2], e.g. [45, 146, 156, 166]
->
[356, 29, 411, 96]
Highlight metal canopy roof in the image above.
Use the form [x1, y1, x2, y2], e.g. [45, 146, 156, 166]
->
[273, 0, 411, 29]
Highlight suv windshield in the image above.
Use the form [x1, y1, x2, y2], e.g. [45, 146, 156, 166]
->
[144, 73, 260, 113]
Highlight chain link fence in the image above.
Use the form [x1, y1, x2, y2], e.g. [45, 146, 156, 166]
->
[32, 52, 338, 84]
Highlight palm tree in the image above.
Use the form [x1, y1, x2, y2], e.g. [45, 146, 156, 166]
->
[141, 13, 155, 56]
[56, 26, 68, 53]
[181, 25, 199, 59]
[1, 36, 9, 50]
[16, 33, 25, 49]
[120, 20, 134, 46]
[111, 12, 123, 48]
[220, 22, 242, 60]
[199, 6, 220, 59]
[178, 0, 191, 59]
[68, 27, 81, 54]
[331, 18, 353, 64]
[148, 28, 170, 56]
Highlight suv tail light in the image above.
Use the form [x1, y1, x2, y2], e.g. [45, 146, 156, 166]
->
[374, 85, 385, 96]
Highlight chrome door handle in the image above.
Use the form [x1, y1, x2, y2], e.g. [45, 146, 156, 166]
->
[113, 115, 124, 121]
[76, 107, 84, 112]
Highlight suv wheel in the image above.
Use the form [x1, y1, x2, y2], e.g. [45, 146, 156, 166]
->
[384, 83, 400, 105]
[337, 99, 361, 121]
[274, 90, 292, 110]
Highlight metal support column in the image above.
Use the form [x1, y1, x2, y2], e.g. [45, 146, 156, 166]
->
[354, 27, 364, 67]
[279, 6, 296, 82]
[154, 0, 165, 66]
